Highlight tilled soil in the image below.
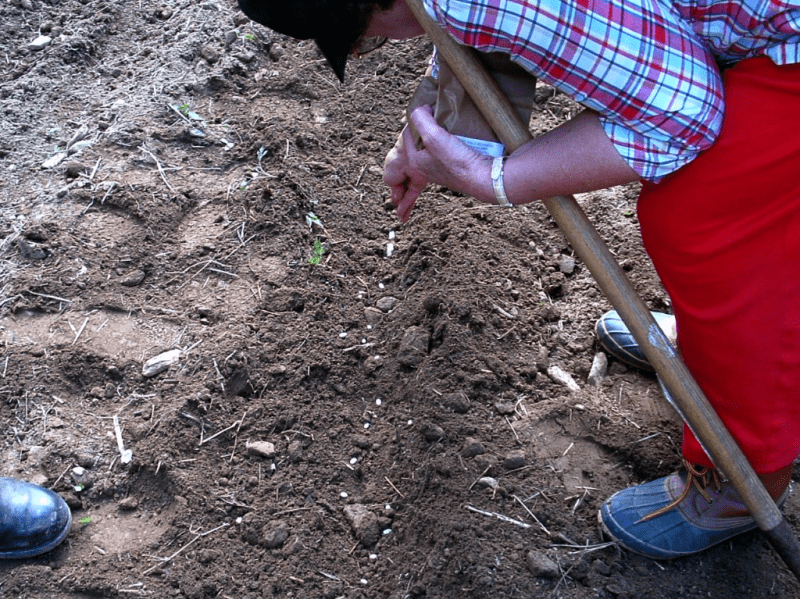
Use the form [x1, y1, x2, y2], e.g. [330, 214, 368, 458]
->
[1, 0, 799, 597]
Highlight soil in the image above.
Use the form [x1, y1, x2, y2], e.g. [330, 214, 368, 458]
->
[1, 0, 799, 597]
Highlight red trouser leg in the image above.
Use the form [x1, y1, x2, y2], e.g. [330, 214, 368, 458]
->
[637, 57, 800, 475]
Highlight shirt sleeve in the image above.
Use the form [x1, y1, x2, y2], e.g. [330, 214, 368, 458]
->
[425, 0, 726, 181]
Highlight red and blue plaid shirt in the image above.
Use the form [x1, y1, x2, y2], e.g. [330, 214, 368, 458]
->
[423, 0, 800, 180]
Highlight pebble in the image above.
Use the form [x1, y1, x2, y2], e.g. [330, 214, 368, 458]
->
[441, 392, 470, 414]
[260, 520, 289, 549]
[142, 349, 180, 377]
[461, 437, 485, 458]
[246, 440, 276, 459]
[526, 550, 560, 578]
[420, 422, 445, 442]
[119, 269, 146, 287]
[118, 496, 139, 511]
[503, 449, 526, 470]
[547, 365, 580, 392]
[587, 352, 608, 386]
[375, 296, 398, 312]
[397, 325, 429, 368]
[343, 504, 381, 547]
[558, 255, 576, 274]
[42, 151, 67, 169]
[28, 35, 52, 50]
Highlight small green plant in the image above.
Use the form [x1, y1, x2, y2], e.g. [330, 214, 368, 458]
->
[178, 103, 190, 115]
[243, 33, 255, 41]
[79, 516, 92, 524]
[308, 238, 325, 265]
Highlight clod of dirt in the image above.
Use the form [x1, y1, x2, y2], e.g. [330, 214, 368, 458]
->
[343, 504, 380, 547]
[526, 550, 560, 578]
[441, 392, 470, 413]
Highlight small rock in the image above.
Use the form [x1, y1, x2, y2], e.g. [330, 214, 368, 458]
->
[119, 269, 145, 287]
[261, 520, 289, 549]
[494, 400, 515, 415]
[63, 162, 85, 178]
[547, 365, 580, 392]
[142, 349, 180, 377]
[375, 296, 398, 313]
[17, 238, 47, 260]
[199, 45, 219, 64]
[476, 476, 498, 489]
[461, 437, 485, 458]
[118, 496, 139, 511]
[28, 35, 52, 50]
[558, 255, 576, 275]
[587, 352, 608, 386]
[246, 440, 276, 459]
[420, 422, 445, 442]
[42, 151, 67, 169]
[397, 325, 429, 368]
[343, 504, 380, 547]
[503, 449, 526, 470]
[438, 395, 467, 417]
[71, 466, 94, 490]
[526, 550, 560, 578]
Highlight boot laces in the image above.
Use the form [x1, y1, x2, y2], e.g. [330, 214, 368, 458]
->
[637, 459, 722, 523]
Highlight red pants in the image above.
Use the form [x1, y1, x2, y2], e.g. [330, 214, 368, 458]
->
[637, 57, 800, 475]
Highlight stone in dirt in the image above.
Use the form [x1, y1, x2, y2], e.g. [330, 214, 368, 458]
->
[142, 349, 180, 377]
[526, 550, 560, 578]
[397, 325, 429, 368]
[343, 504, 381, 547]
[246, 440, 276, 458]
[261, 520, 290, 549]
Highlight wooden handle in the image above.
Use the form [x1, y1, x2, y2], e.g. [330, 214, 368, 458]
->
[405, 0, 800, 578]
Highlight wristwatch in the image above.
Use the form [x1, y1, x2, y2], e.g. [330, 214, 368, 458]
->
[491, 156, 512, 207]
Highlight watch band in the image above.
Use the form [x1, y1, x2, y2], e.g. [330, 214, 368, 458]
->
[491, 156, 512, 207]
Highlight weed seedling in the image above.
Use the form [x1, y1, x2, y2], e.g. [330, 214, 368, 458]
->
[308, 238, 325, 265]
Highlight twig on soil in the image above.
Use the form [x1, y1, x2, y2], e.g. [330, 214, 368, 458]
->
[113, 415, 133, 464]
[199, 413, 245, 446]
[1, 355, 8, 378]
[71, 317, 88, 345]
[504, 415, 520, 443]
[465, 504, 531, 529]
[142, 522, 229, 575]
[50, 464, 72, 490]
[27, 290, 72, 304]
[212, 358, 226, 393]
[227, 409, 248, 462]
[140, 146, 176, 193]
[512, 494, 551, 536]
[384, 476, 405, 498]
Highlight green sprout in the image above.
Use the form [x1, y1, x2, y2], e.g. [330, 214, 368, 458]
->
[178, 103, 190, 115]
[308, 238, 325, 265]
[79, 516, 92, 524]
[243, 33, 255, 41]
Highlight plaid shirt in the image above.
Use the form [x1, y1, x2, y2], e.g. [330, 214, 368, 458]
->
[422, 0, 800, 180]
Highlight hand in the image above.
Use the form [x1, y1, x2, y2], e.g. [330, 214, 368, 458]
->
[383, 106, 493, 223]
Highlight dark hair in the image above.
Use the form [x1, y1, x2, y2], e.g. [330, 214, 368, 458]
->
[238, 0, 396, 81]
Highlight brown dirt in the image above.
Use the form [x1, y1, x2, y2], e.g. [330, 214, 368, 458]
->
[1, 0, 799, 597]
